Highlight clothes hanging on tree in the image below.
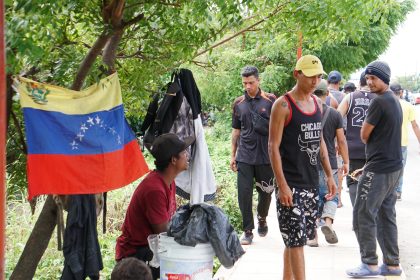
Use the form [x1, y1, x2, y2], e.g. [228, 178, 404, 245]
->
[141, 69, 216, 203]
[61, 195, 103, 280]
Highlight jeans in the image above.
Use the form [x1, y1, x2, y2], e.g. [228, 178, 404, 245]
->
[318, 169, 339, 220]
[395, 146, 407, 193]
[353, 168, 402, 265]
[237, 162, 275, 231]
[346, 159, 366, 207]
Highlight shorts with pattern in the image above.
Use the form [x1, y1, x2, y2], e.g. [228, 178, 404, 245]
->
[276, 187, 319, 248]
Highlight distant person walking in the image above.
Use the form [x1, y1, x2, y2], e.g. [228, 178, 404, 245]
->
[347, 61, 403, 277]
[327, 70, 344, 106]
[390, 83, 420, 200]
[231, 66, 276, 245]
[327, 70, 345, 201]
[307, 80, 349, 247]
[269, 55, 336, 280]
[337, 72, 376, 206]
[343, 82, 356, 94]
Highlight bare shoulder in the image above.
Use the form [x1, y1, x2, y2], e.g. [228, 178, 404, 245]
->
[272, 95, 290, 116]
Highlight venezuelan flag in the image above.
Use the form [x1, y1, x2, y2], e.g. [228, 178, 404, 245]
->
[16, 73, 149, 200]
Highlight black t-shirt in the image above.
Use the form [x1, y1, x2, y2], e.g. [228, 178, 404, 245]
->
[364, 90, 403, 173]
[281, 94, 322, 188]
[232, 90, 276, 165]
[321, 104, 343, 169]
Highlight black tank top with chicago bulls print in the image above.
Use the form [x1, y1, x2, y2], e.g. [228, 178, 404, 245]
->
[280, 93, 322, 189]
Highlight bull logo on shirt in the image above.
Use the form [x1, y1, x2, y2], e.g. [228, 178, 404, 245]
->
[298, 135, 320, 165]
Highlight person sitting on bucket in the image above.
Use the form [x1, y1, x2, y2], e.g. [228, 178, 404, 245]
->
[115, 133, 194, 280]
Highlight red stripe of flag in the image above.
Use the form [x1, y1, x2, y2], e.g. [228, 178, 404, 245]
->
[26, 140, 149, 199]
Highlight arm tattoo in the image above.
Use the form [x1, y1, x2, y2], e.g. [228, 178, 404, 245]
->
[281, 101, 288, 108]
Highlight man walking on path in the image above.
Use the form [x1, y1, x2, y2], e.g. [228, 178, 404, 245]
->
[231, 66, 276, 245]
[337, 72, 376, 206]
[327, 70, 344, 106]
[347, 61, 403, 278]
[390, 83, 420, 200]
[269, 55, 336, 280]
[307, 79, 349, 247]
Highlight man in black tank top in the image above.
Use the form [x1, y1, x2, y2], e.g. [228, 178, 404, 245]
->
[346, 61, 403, 277]
[337, 71, 376, 206]
[269, 55, 337, 280]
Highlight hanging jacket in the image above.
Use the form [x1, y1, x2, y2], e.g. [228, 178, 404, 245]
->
[61, 195, 103, 280]
[175, 69, 202, 119]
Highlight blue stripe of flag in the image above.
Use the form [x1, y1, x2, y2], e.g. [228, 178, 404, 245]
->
[23, 104, 137, 155]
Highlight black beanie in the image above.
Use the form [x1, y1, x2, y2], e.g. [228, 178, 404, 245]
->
[365, 61, 391, 85]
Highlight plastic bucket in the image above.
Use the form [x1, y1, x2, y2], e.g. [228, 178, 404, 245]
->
[158, 233, 215, 280]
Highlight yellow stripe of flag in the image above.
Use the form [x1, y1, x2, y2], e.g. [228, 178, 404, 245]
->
[18, 72, 122, 114]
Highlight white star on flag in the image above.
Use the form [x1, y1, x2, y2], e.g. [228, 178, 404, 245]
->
[76, 132, 84, 141]
[80, 123, 88, 133]
[87, 117, 94, 126]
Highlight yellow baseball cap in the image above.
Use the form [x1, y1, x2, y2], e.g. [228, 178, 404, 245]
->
[295, 55, 326, 77]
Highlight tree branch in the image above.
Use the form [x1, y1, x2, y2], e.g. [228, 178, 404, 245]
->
[122, 13, 145, 27]
[71, 31, 113, 90]
[10, 110, 27, 155]
[194, 1, 291, 58]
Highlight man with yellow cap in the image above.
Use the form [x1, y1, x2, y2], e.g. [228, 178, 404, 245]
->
[268, 55, 337, 280]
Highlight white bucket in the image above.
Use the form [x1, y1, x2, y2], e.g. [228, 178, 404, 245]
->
[158, 233, 215, 280]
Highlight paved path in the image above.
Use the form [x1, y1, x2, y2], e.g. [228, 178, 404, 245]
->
[215, 188, 402, 280]
[214, 106, 420, 280]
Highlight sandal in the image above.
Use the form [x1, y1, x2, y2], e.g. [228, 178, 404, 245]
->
[321, 225, 338, 244]
[346, 263, 380, 277]
[379, 264, 402, 276]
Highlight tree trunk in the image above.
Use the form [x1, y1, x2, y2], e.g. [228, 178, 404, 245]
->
[10, 197, 57, 280]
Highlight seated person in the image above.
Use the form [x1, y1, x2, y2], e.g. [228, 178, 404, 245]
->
[115, 133, 194, 279]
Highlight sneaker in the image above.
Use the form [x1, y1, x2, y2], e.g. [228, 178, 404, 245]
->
[257, 216, 268, 237]
[240, 230, 253, 245]
[321, 224, 338, 244]
[306, 238, 319, 247]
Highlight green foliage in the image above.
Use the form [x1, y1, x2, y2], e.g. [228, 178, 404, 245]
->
[188, 0, 414, 112]
[205, 111, 242, 231]
[6, 102, 27, 199]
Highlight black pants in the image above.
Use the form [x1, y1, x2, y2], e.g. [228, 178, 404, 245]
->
[131, 245, 160, 280]
[346, 159, 366, 207]
[237, 162, 275, 231]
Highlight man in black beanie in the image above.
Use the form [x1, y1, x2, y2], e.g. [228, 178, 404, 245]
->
[347, 61, 403, 277]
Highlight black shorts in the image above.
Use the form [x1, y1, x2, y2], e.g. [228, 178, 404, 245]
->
[276, 187, 319, 247]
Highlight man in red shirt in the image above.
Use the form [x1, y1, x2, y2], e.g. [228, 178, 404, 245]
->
[116, 133, 194, 279]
